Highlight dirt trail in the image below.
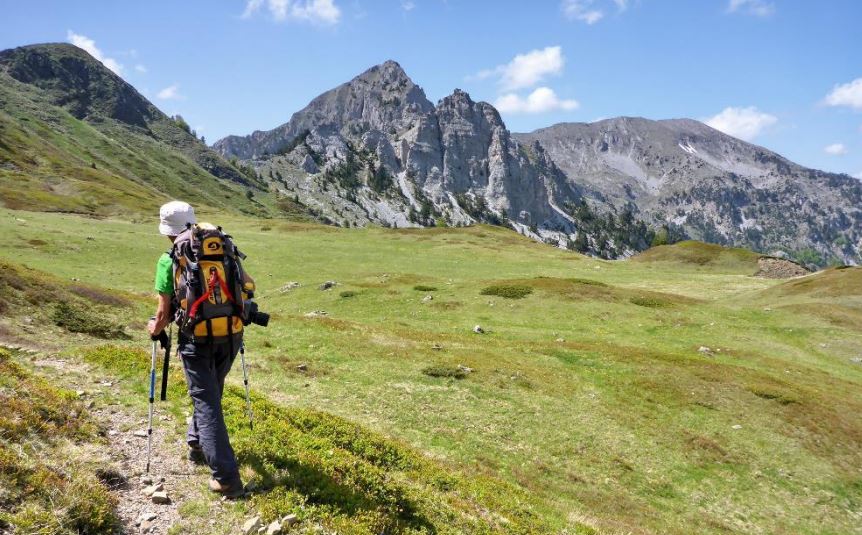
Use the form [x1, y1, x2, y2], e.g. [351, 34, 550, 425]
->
[20, 344, 220, 534]
[97, 404, 193, 534]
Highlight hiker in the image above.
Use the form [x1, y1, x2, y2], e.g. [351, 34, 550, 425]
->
[147, 200, 252, 498]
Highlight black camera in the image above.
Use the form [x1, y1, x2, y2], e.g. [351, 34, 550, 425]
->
[242, 300, 270, 327]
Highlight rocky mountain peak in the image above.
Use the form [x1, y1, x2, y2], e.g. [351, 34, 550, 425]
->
[357, 59, 408, 82]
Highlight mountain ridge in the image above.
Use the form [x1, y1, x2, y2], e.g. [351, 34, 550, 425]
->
[514, 117, 862, 264]
[213, 61, 861, 265]
[0, 42, 268, 215]
[0, 42, 261, 188]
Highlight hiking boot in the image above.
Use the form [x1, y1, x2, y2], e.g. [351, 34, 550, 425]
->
[187, 445, 205, 465]
[208, 477, 244, 499]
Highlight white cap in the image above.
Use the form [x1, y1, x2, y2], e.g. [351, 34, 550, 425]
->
[158, 201, 196, 236]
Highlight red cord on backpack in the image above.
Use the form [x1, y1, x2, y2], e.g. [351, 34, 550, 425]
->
[188, 268, 235, 320]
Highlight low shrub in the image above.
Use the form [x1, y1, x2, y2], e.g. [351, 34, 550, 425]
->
[69, 285, 130, 307]
[480, 285, 533, 299]
[749, 388, 799, 405]
[52, 302, 128, 339]
[0, 351, 119, 534]
[81, 346, 552, 534]
[569, 278, 608, 287]
[422, 366, 468, 379]
[629, 296, 669, 308]
[413, 285, 437, 292]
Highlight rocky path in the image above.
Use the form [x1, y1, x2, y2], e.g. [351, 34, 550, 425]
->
[17, 344, 222, 534]
[97, 403, 193, 534]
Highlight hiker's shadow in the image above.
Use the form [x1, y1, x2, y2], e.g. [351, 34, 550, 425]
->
[239, 451, 436, 533]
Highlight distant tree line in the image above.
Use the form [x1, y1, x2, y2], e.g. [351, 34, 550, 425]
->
[563, 199, 684, 258]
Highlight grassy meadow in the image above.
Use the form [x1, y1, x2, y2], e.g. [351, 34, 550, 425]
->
[1, 207, 861, 534]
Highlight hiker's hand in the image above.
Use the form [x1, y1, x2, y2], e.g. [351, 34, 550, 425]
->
[147, 319, 159, 337]
[149, 328, 169, 349]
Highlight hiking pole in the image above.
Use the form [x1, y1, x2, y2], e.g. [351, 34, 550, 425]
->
[146, 329, 158, 474]
[239, 342, 254, 430]
[159, 324, 172, 401]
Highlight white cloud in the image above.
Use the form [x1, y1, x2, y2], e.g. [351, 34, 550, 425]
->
[727, 0, 775, 17]
[562, 0, 604, 24]
[853, 171, 862, 180]
[243, 0, 341, 25]
[824, 143, 848, 156]
[134, 64, 147, 73]
[474, 46, 565, 91]
[824, 78, 862, 110]
[704, 106, 777, 141]
[401, 0, 415, 11]
[66, 31, 123, 75]
[157, 84, 184, 100]
[495, 87, 579, 114]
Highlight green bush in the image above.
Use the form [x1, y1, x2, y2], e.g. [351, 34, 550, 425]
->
[629, 296, 669, 308]
[422, 366, 468, 379]
[412, 285, 437, 292]
[480, 285, 533, 299]
[52, 302, 127, 339]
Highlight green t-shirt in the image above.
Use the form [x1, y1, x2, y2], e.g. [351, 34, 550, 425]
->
[154, 253, 173, 295]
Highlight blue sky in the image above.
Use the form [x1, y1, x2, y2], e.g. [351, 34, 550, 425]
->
[2, 0, 861, 177]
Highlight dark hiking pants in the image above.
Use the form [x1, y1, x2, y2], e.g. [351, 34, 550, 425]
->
[179, 335, 241, 484]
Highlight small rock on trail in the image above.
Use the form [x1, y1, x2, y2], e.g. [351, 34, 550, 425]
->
[141, 483, 163, 497]
[242, 516, 263, 535]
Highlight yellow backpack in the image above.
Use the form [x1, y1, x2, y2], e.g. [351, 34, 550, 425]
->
[171, 223, 250, 341]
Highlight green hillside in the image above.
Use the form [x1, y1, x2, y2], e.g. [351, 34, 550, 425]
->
[631, 240, 763, 273]
[0, 43, 270, 216]
[1, 208, 860, 534]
